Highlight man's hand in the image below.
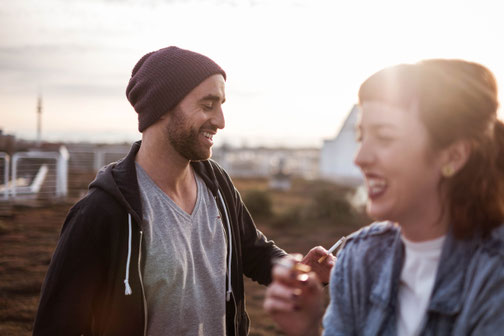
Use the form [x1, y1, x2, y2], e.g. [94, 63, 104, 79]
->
[301, 247, 335, 284]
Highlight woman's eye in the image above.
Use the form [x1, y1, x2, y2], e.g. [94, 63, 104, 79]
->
[354, 127, 363, 142]
[376, 135, 394, 144]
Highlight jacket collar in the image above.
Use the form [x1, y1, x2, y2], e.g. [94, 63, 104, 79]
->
[427, 230, 478, 315]
[112, 140, 144, 225]
[369, 224, 479, 315]
[369, 227, 403, 309]
[111, 140, 221, 225]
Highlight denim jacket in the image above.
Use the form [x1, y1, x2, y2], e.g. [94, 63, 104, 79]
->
[323, 222, 504, 335]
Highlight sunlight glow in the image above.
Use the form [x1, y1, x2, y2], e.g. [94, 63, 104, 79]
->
[0, 0, 503, 146]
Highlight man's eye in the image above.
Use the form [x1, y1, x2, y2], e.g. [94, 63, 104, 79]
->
[202, 104, 213, 111]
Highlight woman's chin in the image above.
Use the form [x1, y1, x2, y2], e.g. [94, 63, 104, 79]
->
[366, 203, 391, 222]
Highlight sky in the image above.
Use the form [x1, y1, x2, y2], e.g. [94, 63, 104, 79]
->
[1, 0, 503, 147]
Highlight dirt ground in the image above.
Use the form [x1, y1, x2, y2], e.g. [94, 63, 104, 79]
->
[0, 179, 364, 336]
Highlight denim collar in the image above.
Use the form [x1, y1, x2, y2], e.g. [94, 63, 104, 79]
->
[369, 226, 403, 309]
[369, 224, 478, 315]
[427, 230, 478, 315]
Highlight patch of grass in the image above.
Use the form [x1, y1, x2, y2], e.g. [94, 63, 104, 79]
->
[0, 219, 10, 235]
[237, 177, 368, 231]
[270, 207, 303, 229]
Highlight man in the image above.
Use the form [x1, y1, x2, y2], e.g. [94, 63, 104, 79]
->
[33, 46, 333, 335]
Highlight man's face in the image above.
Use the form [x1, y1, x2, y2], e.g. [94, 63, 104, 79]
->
[163, 74, 226, 161]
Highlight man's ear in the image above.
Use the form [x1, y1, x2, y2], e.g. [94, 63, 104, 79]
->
[440, 140, 471, 178]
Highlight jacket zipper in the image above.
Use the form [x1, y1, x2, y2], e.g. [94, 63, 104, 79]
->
[215, 195, 239, 335]
[231, 292, 239, 336]
[138, 230, 148, 336]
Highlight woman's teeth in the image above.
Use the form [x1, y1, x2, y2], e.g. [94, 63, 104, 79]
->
[368, 178, 386, 196]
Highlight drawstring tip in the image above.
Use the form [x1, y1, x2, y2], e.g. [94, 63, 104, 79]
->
[124, 280, 132, 295]
[226, 291, 231, 302]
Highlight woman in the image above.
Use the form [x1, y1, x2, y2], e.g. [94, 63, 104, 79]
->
[264, 59, 504, 335]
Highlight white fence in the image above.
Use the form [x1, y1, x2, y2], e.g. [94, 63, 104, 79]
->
[0, 153, 9, 200]
[0, 146, 69, 201]
[67, 144, 130, 172]
[0, 144, 130, 202]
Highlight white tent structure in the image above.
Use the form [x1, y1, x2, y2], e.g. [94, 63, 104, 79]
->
[320, 105, 363, 186]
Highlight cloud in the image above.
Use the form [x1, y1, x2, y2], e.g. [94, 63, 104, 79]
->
[0, 43, 133, 96]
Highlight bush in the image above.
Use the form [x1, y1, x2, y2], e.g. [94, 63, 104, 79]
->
[243, 189, 273, 220]
[270, 207, 302, 229]
[0, 219, 9, 235]
[306, 187, 354, 224]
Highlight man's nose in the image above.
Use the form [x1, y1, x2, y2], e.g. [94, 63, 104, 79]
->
[212, 106, 225, 130]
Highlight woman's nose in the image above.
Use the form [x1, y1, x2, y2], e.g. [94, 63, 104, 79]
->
[354, 140, 373, 169]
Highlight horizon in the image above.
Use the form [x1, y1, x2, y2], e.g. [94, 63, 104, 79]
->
[1, 131, 324, 150]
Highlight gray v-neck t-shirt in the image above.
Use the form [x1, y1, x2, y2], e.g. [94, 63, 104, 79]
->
[136, 163, 227, 336]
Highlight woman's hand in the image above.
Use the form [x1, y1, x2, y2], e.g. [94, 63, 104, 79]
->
[263, 255, 324, 336]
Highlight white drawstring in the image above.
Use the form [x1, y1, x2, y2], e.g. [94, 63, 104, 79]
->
[218, 190, 233, 302]
[124, 213, 133, 295]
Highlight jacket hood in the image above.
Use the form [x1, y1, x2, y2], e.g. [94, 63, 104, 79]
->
[88, 140, 221, 225]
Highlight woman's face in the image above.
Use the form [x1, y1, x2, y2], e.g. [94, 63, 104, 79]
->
[354, 101, 445, 224]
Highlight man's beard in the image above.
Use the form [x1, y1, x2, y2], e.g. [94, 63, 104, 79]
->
[165, 110, 213, 161]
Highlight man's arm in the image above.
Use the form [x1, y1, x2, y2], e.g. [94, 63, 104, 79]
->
[232, 185, 334, 284]
[33, 201, 108, 335]
[234, 186, 287, 285]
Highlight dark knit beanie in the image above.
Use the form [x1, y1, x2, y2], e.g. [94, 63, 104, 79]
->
[126, 46, 226, 132]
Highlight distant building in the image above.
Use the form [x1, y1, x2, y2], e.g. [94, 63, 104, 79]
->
[212, 146, 319, 180]
[269, 157, 291, 191]
[320, 105, 363, 186]
[0, 129, 16, 154]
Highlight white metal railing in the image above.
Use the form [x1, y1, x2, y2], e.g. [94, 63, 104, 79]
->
[12, 164, 48, 195]
[0, 153, 9, 200]
[11, 146, 69, 199]
[67, 145, 130, 172]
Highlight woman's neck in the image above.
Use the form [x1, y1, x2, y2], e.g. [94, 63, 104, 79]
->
[398, 199, 450, 242]
[400, 222, 448, 242]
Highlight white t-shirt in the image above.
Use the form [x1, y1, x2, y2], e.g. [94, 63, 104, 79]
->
[397, 234, 446, 336]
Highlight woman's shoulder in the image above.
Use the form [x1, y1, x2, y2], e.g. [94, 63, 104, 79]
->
[478, 224, 504, 261]
[462, 224, 504, 287]
[345, 221, 400, 246]
[330, 222, 401, 297]
[336, 221, 401, 266]
[453, 224, 504, 333]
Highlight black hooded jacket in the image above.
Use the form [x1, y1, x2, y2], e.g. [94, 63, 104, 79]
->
[33, 141, 287, 336]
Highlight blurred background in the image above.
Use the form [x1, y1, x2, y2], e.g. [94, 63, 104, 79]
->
[0, 0, 503, 334]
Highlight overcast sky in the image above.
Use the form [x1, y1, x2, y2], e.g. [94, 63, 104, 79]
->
[1, 0, 503, 147]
